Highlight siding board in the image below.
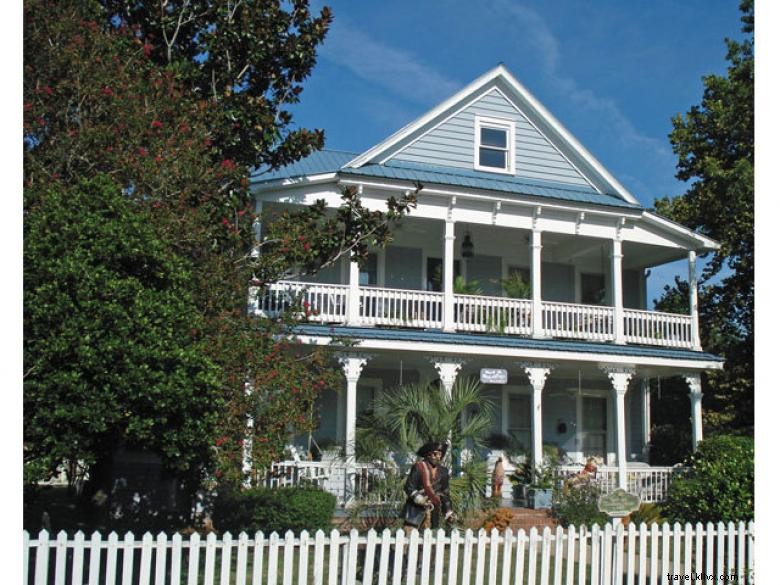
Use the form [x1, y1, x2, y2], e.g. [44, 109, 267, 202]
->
[390, 88, 590, 187]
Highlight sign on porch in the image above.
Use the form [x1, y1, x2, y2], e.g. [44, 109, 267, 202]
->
[480, 368, 508, 384]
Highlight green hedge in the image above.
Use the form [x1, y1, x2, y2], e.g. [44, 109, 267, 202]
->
[552, 480, 609, 528]
[663, 435, 753, 523]
[212, 487, 336, 534]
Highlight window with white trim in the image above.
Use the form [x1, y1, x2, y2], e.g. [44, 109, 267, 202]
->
[474, 116, 515, 174]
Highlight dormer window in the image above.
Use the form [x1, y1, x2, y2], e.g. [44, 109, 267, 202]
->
[474, 116, 515, 174]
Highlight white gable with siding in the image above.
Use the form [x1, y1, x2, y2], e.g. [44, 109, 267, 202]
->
[390, 87, 592, 188]
[347, 64, 639, 204]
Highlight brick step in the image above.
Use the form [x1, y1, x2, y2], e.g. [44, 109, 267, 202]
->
[493, 507, 558, 532]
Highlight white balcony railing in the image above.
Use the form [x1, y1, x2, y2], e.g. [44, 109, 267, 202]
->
[359, 286, 443, 329]
[252, 281, 698, 349]
[541, 301, 614, 341]
[254, 281, 348, 323]
[624, 308, 693, 348]
[454, 294, 533, 335]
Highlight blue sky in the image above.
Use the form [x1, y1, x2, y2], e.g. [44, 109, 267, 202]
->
[289, 0, 746, 305]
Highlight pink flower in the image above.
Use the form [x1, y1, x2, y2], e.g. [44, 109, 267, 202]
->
[150, 120, 163, 129]
[101, 87, 113, 96]
[138, 147, 148, 157]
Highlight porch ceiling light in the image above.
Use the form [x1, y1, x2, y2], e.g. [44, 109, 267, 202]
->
[461, 232, 475, 258]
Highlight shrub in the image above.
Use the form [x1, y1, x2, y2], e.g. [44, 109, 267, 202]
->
[663, 435, 753, 523]
[552, 480, 609, 528]
[212, 487, 336, 534]
[630, 503, 665, 525]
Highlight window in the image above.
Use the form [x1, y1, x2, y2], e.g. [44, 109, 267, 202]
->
[426, 257, 462, 292]
[474, 116, 515, 174]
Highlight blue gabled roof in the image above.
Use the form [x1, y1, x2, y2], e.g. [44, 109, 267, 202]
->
[250, 150, 641, 211]
[292, 324, 723, 364]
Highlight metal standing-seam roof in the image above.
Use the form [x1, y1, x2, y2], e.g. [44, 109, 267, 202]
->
[251, 150, 642, 210]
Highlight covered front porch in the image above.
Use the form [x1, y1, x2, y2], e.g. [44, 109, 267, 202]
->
[253, 331, 719, 506]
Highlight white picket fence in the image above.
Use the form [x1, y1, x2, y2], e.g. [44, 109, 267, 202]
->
[24, 521, 753, 585]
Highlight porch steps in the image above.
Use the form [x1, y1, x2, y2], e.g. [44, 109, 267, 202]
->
[497, 507, 558, 532]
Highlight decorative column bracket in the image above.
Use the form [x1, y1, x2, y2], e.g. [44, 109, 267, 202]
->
[338, 353, 370, 383]
[520, 362, 553, 470]
[430, 357, 465, 396]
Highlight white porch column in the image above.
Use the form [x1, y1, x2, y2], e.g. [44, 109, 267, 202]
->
[522, 363, 552, 469]
[251, 200, 263, 258]
[601, 365, 635, 490]
[430, 357, 464, 398]
[530, 227, 543, 338]
[641, 377, 652, 461]
[685, 373, 704, 450]
[442, 219, 456, 332]
[689, 251, 701, 350]
[346, 259, 361, 326]
[611, 237, 625, 344]
[338, 354, 370, 460]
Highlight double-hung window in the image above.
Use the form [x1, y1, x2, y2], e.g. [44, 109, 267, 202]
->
[474, 116, 515, 174]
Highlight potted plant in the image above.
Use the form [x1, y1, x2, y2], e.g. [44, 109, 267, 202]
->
[509, 446, 560, 509]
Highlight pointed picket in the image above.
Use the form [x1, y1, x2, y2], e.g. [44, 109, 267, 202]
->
[540, 526, 552, 585]
[251, 531, 265, 585]
[564, 526, 576, 585]
[313, 530, 325, 585]
[406, 528, 420, 585]
[235, 532, 249, 585]
[576, 526, 587, 585]
[671, 522, 682, 578]
[460, 529, 473, 585]
[588, 525, 599, 585]
[447, 529, 460, 585]
[727, 521, 736, 579]
[329, 529, 342, 585]
[283, 531, 295, 585]
[694, 523, 704, 575]
[500, 528, 514, 585]
[716, 522, 726, 579]
[54, 531, 69, 585]
[267, 532, 280, 585]
[660, 523, 671, 585]
[298, 530, 310, 585]
[346, 529, 359, 585]
[106, 532, 119, 585]
[488, 528, 500, 585]
[155, 532, 168, 585]
[527, 527, 538, 585]
[170, 533, 183, 585]
[705, 522, 715, 579]
[432, 528, 446, 585]
[420, 528, 434, 585]
[186, 533, 201, 585]
[391, 528, 406, 585]
[683, 523, 693, 576]
[24, 531, 30, 585]
[737, 521, 746, 585]
[139, 532, 155, 585]
[626, 523, 636, 585]
[614, 522, 625, 585]
[121, 532, 136, 585]
[375, 529, 391, 585]
[747, 521, 754, 585]
[601, 523, 612, 585]
[362, 529, 378, 585]
[34, 529, 50, 585]
[637, 523, 648, 585]
[473, 528, 487, 585]
[221, 532, 234, 585]
[511, 529, 526, 585]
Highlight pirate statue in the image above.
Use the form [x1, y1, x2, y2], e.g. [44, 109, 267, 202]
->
[401, 441, 455, 532]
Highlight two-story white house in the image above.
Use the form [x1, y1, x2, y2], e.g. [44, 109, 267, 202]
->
[249, 65, 722, 504]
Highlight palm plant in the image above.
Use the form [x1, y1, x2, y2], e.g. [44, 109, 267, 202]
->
[453, 275, 484, 296]
[356, 377, 494, 459]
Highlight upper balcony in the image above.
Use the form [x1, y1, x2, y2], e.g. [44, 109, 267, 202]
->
[250, 216, 703, 350]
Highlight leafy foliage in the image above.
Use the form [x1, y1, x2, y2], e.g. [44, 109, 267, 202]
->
[23, 0, 416, 502]
[356, 377, 494, 459]
[552, 479, 609, 528]
[663, 435, 753, 523]
[24, 176, 222, 486]
[653, 0, 754, 431]
[211, 486, 336, 534]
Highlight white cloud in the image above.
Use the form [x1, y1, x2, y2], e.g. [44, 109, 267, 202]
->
[320, 17, 461, 105]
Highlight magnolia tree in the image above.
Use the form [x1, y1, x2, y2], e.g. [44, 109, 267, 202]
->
[24, 0, 416, 506]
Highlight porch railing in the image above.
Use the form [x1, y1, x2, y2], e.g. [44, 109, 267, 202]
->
[541, 301, 614, 341]
[454, 294, 533, 334]
[359, 286, 443, 329]
[557, 465, 684, 503]
[624, 308, 693, 348]
[251, 280, 698, 349]
[266, 460, 399, 506]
